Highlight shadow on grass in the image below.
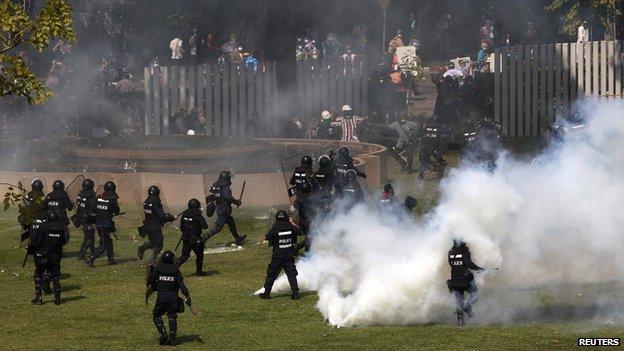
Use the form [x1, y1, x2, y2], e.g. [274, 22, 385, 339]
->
[194, 269, 220, 277]
[113, 257, 140, 265]
[174, 335, 205, 345]
[507, 303, 624, 324]
[60, 273, 72, 279]
[62, 284, 82, 292]
[61, 295, 86, 304]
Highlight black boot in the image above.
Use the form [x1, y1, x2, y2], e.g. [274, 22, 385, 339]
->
[159, 334, 169, 345]
[108, 258, 117, 266]
[235, 235, 247, 246]
[167, 316, 177, 345]
[84, 257, 95, 267]
[138, 245, 145, 260]
[54, 291, 61, 305]
[457, 312, 465, 326]
[259, 292, 270, 300]
[291, 290, 301, 300]
[31, 291, 44, 305]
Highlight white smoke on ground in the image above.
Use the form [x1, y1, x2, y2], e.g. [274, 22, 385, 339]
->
[269, 99, 624, 327]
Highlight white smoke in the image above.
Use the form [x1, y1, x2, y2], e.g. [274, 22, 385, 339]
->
[269, 99, 624, 327]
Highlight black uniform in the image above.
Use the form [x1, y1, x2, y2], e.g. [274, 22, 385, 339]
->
[147, 260, 192, 345]
[176, 208, 208, 274]
[87, 190, 120, 265]
[338, 170, 364, 208]
[138, 195, 175, 264]
[447, 240, 483, 325]
[260, 218, 304, 299]
[418, 126, 446, 179]
[333, 151, 366, 193]
[290, 164, 314, 191]
[73, 189, 97, 260]
[30, 213, 69, 305]
[204, 178, 245, 245]
[313, 156, 336, 213]
[41, 189, 74, 224]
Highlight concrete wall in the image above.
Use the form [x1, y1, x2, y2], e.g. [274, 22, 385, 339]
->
[0, 139, 387, 208]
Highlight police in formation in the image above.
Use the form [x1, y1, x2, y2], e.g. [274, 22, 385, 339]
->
[447, 238, 483, 326]
[29, 210, 69, 305]
[73, 178, 97, 260]
[85, 181, 121, 266]
[138, 185, 176, 264]
[176, 199, 209, 276]
[146, 250, 195, 345]
[259, 210, 304, 300]
[204, 171, 246, 246]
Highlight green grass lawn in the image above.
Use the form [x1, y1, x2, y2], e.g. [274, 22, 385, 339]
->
[0, 158, 622, 350]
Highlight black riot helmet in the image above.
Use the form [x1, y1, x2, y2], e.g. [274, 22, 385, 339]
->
[218, 170, 232, 182]
[148, 185, 160, 197]
[345, 169, 357, 181]
[82, 178, 94, 191]
[31, 178, 44, 192]
[275, 210, 289, 222]
[301, 155, 313, 167]
[104, 181, 116, 192]
[47, 210, 59, 222]
[188, 198, 201, 209]
[52, 180, 65, 191]
[161, 250, 175, 264]
[318, 155, 331, 168]
[338, 146, 350, 157]
[383, 183, 394, 194]
[452, 238, 466, 248]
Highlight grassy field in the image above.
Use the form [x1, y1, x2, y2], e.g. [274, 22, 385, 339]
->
[0, 157, 622, 350]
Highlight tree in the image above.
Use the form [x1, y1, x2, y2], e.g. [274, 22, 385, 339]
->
[0, 0, 75, 104]
[547, 0, 622, 38]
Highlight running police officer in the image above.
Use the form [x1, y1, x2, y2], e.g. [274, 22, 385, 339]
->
[73, 178, 97, 260]
[203, 171, 246, 245]
[138, 185, 175, 264]
[176, 199, 209, 275]
[259, 210, 305, 300]
[85, 181, 120, 266]
[447, 238, 483, 326]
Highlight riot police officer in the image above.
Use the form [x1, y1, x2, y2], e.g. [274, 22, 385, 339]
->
[176, 199, 208, 275]
[339, 169, 365, 208]
[203, 171, 246, 245]
[259, 210, 304, 300]
[18, 178, 45, 231]
[146, 250, 195, 345]
[447, 238, 483, 326]
[290, 155, 315, 191]
[313, 155, 336, 212]
[293, 181, 315, 239]
[27, 209, 46, 304]
[41, 180, 74, 223]
[73, 178, 97, 260]
[85, 181, 120, 266]
[333, 146, 366, 193]
[417, 124, 446, 179]
[138, 185, 175, 264]
[30, 211, 69, 305]
[378, 183, 418, 213]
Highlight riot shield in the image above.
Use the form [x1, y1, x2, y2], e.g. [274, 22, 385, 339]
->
[65, 174, 86, 206]
[280, 152, 302, 204]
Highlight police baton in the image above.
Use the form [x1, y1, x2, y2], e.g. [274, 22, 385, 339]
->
[21, 252, 29, 268]
[237, 181, 246, 208]
[174, 236, 183, 251]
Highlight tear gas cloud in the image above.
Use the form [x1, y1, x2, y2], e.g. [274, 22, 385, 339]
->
[270, 99, 624, 327]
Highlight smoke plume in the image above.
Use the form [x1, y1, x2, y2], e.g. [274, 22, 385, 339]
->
[269, 99, 624, 327]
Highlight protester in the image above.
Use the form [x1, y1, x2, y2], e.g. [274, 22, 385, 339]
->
[479, 20, 495, 47]
[169, 36, 184, 61]
[477, 42, 490, 70]
[322, 33, 341, 60]
[333, 105, 366, 142]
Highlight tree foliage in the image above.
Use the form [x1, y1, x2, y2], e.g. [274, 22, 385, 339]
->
[547, 0, 622, 37]
[0, 0, 75, 104]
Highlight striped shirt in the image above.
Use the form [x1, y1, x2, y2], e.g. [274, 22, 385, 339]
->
[333, 115, 365, 142]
